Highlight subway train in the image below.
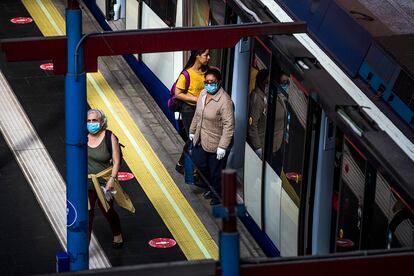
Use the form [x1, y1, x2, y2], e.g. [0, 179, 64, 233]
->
[277, 0, 414, 132]
[84, 0, 414, 257]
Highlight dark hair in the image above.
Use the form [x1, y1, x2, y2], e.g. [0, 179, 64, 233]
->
[184, 49, 209, 71]
[256, 69, 269, 90]
[204, 67, 222, 82]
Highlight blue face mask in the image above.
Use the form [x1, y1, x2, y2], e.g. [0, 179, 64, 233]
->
[205, 83, 219, 94]
[87, 122, 101, 134]
[281, 83, 289, 92]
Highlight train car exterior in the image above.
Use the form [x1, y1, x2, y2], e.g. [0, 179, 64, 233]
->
[84, 0, 414, 258]
[277, 0, 414, 132]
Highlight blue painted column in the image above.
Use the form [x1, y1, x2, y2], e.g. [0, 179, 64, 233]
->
[65, 1, 88, 271]
[214, 170, 241, 276]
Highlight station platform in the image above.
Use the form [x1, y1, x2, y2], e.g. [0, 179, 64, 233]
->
[0, 0, 262, 274]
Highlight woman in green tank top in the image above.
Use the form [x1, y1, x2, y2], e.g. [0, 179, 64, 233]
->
[87, 109, 123, 248]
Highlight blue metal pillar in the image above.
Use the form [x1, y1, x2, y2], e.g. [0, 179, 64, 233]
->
[220, 232, 240, 276]
[213, 170, 246, 276]
[65, 1, 88, 271]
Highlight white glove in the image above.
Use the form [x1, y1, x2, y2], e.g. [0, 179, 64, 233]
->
[255, 148, 262, 157]
[189, 133, 194, 141]
[216, 147, 226, 160]
[101, 186, 117, 202]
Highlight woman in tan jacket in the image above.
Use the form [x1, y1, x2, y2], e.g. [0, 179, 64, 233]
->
[189, 68, 235, 205]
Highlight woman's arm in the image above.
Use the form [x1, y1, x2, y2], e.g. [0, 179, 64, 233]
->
[106, 133, 121, 189]
[189, 94, 203, 135]
[218, 97, 235, 150]
[174, 73, 198, 103]
[175, 86, 198, 103]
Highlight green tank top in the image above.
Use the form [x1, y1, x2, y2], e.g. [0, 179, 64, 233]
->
[88, 137, 111, 190]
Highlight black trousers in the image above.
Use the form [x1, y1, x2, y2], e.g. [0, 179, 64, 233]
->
[178, 103, 196, 164]
[192, 145, 229, 198]
[88, 190, 122, 240]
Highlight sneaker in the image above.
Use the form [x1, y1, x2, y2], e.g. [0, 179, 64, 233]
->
[210, 197, 221, 206]
[203, 190, 213, 199]
[175, 162, 184, 175]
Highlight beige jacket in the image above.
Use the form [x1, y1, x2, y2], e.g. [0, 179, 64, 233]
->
[248, 87, 287, 152]
[190, 88, 235, 153]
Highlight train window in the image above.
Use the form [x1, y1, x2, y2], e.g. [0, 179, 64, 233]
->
[368, 173, 393, 250]
[143, 0, 177, 27]
[191, 0, 225, 26]
[335, 139, 366, 252]
[280, 76, 308, 199]
[192, 0, 209, 26]
[244, 38, 272, 228]
[375, 173, 414, 250]
[247, 39, 272, 161]
[209, 0, 226, 25]
[187, 1, 225, 76]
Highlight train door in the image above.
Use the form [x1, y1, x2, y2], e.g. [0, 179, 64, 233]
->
[243, 37, 273, 233]
[332, 137, 365, 252]
[242, 34, 319, 256]
[310, 112, 336, 255]
[375, 174, 414, 250]
[331, 135, 414, 253]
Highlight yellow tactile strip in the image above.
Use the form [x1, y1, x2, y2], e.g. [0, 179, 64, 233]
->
[22, 0, 218, 260]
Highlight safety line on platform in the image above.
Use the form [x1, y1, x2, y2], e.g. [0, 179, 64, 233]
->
[22, 0, 218, 260]
[0, 70, 111, 269]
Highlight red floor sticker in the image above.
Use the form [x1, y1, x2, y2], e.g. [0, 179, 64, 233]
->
[10, 17, 33, 24]
[285, 172, 302, 182]
[336, 238, 354, 248]
[117, 172, 134, 181]
[40, 63, 54, 71]
[148, 238, 177, 248]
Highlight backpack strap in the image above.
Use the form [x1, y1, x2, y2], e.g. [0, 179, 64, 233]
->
[182, 70, 190, 92]
[105, 129, 113, 157]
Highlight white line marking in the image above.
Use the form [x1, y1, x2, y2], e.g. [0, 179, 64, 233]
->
[36, 0, 64, 35]
[0, 71, 110, 269]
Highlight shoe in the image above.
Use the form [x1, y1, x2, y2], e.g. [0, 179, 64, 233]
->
[175, 162, 184, 175]
[203, 190, 213, 199]
[210, 197, 221, 206]
[112, 240, 124, 249]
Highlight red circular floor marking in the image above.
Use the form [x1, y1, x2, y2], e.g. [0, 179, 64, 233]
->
[285, 172, 302, 182]
[40, 63, 54, 71]
[336, 238, 354, 248]
[10, 17, 33, 24]
[117, 172, 134, 181]
[148, 238, 177, 248]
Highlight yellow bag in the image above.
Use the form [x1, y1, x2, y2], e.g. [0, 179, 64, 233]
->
[88, 167, 135, 213]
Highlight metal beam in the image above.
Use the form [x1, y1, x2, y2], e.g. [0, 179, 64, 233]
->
[0, 36, 67, 74]
[0, 22, 306, 74]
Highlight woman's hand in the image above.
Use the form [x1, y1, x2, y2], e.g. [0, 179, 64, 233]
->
[106, 176, 116, 190]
